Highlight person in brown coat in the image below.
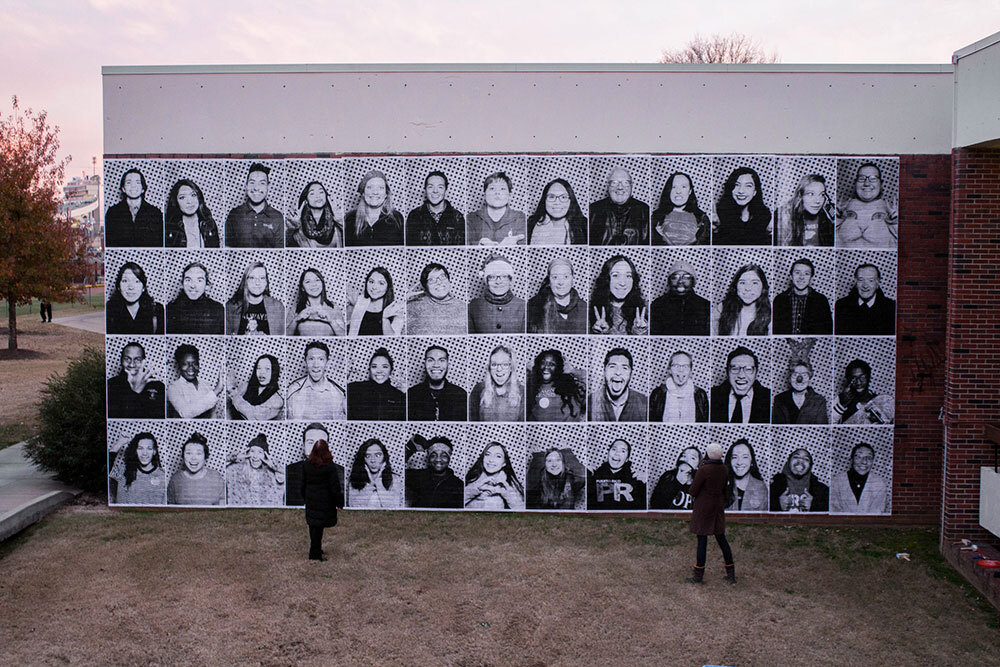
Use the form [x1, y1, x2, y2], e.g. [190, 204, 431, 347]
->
[301, 438, 344, 561]
[686, 442, 736, 584]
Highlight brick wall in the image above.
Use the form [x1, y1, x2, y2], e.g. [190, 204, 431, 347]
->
[943, 147, 1000, 547]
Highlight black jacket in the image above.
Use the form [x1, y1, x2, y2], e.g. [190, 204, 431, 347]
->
[165, 216, 220, 248]
[710, 381, 771, 423]
[405, 468, 464, 508]
[105, 199, 164, 247]
[166, 294, 225, 334]
[286, 460, 345, 506]
[772, 287, 833, 335]
[107, 373, 165, 419]
[835, 288, 896, 335]
[649, 384, 709, 422]
[407, 381, 468, 421]
[586, 462, 647, 510]
[769, 473, 829, 512]
[650, 292, 711, 336]
[300, 461, 345, 527]
[347, 380, 405, 421]
[589, 197, 650, 245]
[345, 210, 404, 246]
[106, 298, 164, 335]
[405, 201, 466, 246]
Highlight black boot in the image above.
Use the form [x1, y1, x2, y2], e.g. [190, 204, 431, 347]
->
[723, 562, 736, 584]
[685, 565, 705, 584]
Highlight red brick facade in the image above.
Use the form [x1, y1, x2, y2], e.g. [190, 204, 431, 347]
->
[943, 148, 1000, 547]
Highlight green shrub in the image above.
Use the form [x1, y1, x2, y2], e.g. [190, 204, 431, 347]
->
[24, 347, 107, 493]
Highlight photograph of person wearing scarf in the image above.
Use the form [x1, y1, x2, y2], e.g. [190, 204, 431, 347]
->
[468, 254, 526, 334]
[228, 354, 284, 421]
[527, 257, 586, 334]
[770, 448, 829, 512]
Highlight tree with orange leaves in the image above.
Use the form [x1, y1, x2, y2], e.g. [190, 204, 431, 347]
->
[0, 96, 86, 350]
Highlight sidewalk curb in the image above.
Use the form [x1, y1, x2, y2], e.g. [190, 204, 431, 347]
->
[0, 489, 82, 543]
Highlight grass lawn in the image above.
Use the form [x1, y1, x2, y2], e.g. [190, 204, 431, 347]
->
[0, 319, 104, 450]
[1, 503, 996, 665]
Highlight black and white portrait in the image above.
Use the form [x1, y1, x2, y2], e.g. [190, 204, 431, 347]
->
[344, 422, 407, 509]
[588, 337, 649, 422]
[524, 156, 589, 246]
[283, 250, 347, 337]
[526, 246, 589, 334]
[467, 248, 528, 335]
[769, 427, 832, 513]
[829, 426, 893, 515]
[103, 160, 166, 248]
[649, 156, 714, 246]
[586, 423, 648, 511]
[105, 249, 165, 335]
[283, 159, 345, 249]
[773, 157, 837, 247]
[524, 336, 588, 423]
[405, 248, 468, 336]
[712, 156, 777, 247]
[771, 249, 835, 335]
[710, 338, 772, 424]
[648, 246, 712, 336]
[403, 424, 467, 509]
[285, 421, 347, 506]
[224, 421, 289, 506]
[589, 156, 651, 246]
[346, 337, 407, 422]
[834, 250, 897, 336]
[648, 337, 712, 423]
[405, 338, 470, 422]
[284, 338, 347, 422]
[343, 158, 406, 247]
[588, 246, 650, 336]
[162, 160, 226, 248]
[107, 336, 167, 420]
[835, 158, 899, 249]
[224, 250, 286, 336]
[466, 157, 529, 246]
[833, 337, 896, 425]
[466, 335, 526, 422]
[223, 160, 286, 249]
[165, 336, 226, 420]
[711, 247, 774, 337]
[709, 424, 772, 513]
[163, 420, 229, 506]
[648, 424, 708, 511]
[225, 336, 287, 421]
[771, 337, 833, 425]
[525, 424, 587, 510]
[404, 157, 469, 246]
[163, 251, 226, 335]
[458, 423, 527, 511]
[346, 248, 406, 337]
[107, 420, 168, 505]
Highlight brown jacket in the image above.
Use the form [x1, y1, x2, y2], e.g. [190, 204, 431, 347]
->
[689, 459, 729, 536]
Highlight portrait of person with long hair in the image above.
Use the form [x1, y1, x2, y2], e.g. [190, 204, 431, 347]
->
[526, 178, 588, 245]
[651, 172, 710, 246]
[589, 254, 648, 336]
[650, 446, 703, 510]
[106, 261, 164, 335]
[164, 178, 220, 248]
[526, 349, 586, 422]
[723, 439, 768, 511]
[165, 261, 225, 335]
[286, 181, 344, 248]
[228, 354, 284, 421]
[347, 438, 402, 508]
[105, 167, 164, 247]
[347, 266, 404, 336]
[225, 261, 286, 336]
[712, 264, 771, 336]
[469, 344, 525, 422]
[713, 167, 772, 246]
[525, 446, 585, 510]
[464, 441, 525, 510]
[586, 437, 646, 510]
[527, 257, 587, 334]
[345, 170, 404, 246]
[109, 432, 166, 505]
[774, 174, 835, 246]
[286, 267, 346, 337]
[347, 348, 405, 421]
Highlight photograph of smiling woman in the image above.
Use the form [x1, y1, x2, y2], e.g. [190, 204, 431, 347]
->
[526, 178, 588, 245]
[723, 439, 768, 512]
[109, 432, 166, 505]
[526, 349, 586, 422]
[527, 257, 586, 334]
[225, 261, 286, 336]
[589, 254, 648, 336]
[713, 167, 772, 246]
[165, 261, 225, 334]
[348, 438, 402, 508]
[347, 266, 404, 336]
[345, 169, 404, 247]
[464, 441, 525, 510]
[106, 261, 164, 334]
[774, 174, 835, 247]
[286, 267, 346, 336]
[712, 264, 771, 336]
[286, 181, 344, 248]
[164, 178, 220, 248]
[470, 344, 525, 422]
[347, 347, 405, 421]
[167, 432, 226, 506]
[651, 172, 710, 246]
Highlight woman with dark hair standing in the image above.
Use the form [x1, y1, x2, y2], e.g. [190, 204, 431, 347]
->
[651, 172, 710, 246]
[724, 439, 768, 512]
[110, 432, 166, 505]
[526, 349, 586, 422]
[712, 264, 771, 336]
[527, 178, 588, 245]
[106, 262, 164, 334]
[228, 354, 284, 421]
[164, 179, 220, 248]
[774, 174, 835, 246]
[348, 438, 402, 508]
[301, 438, 344, 561]
[686, 442, 736, 584]
[589, 255, 648, 336]
[345, 170, 404, 246]
[713, 166, 772, 246]
[286, 268, 346, 336]
[347, 266, 404, 336]
[287, 181, 344, 248]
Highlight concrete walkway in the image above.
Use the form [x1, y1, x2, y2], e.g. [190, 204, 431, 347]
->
[0, 442, 81, 542]
[52, 311, 105, 334]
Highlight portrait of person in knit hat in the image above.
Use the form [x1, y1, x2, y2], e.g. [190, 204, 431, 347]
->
[650, 259, 710, 336]
[468, 254, 526, 334]
[226, 433, 285, 506]
[527, 257, 587, 334]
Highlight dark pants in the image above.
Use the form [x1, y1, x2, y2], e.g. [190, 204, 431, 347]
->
[41, 303, 52, 322]
[308, 525, 324, 559]
[696, 534, 734, 567]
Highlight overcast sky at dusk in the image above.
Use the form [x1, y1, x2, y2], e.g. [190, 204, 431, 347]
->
[2, 0, 998, 179]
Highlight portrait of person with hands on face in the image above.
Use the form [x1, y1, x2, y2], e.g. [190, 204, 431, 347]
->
[108, 342, 165, 419]
[770, 447, 829, 512]
[286, 268, 346, 337]
[348, 438, 403, 508]
[286, 181, 344, 248]
[464, 441, 525, 510]
[650, 446, 703, 510]
[834, 359, 894, 425]
[227, 354, 284, 421]
[226, 433, 285, 506]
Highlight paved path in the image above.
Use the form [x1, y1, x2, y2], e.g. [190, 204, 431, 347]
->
[0, 442, 80, 542]
[52, 311, 104, 334]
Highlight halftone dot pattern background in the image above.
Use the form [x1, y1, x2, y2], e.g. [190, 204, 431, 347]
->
[344, 421, 408, 509]
[585, 423, 649, 482]
[524, 335, 589, 384]
[162, 249, 228, 305]
[406, 337, 470, 392]
[525, 155, 591, 226]
[105, 249, 168, 307]
[710, 337, 772, 395]
[162, 419, 229, 479]
[341, 157, 409, 221]
[588, 246, 651, 309]
[345, 336, 408, 389]
[285, 420, 350, 470]
[283, 248, 348, 323]
[107, 419, 169, 496]
[403, 422, 468, 470]
[647, 155, 717, 227]
[589, 336, 650, 398]
[467, 246, 529, 301]
[103, 159, 173, 225]
[345, 247, 409, 311]
[225, 420, 293, 506]
[225, 336, 289, 416]
[835, 249, 898, 301]
[466, 335, 527, 402]
[711, 246, 775, 307]
[769, 426, 833, 487]
[459, 423, 528, 497]
[831, 426, 894, 514]
[710, 423, 774, 479]
[222, 249, 286, 312]
[835, 157, 899, 208]
[648, 423, 710, 488]
[467, 156, 531, 215]
[589, 156, 652, 210]
[165, 335, 227, 419]
[771, 337, 835, 418]
[834, 337, 897, 400]
[404, 247, 470, 304]
[772, 247, 837, 303]
[284, 337, 348, 393]
[525, 423, 588, 511]
[648, 337, 714, 405]
[161, 160, 230, 246]
[282, 159, 346, 224]
[525, 246, 591, 304]
[712, 156, 780, 226]
[774, 156, 838, 215]
[223, 159, 290, 228]
[403, 156, 470, 221]
[648, 246, 713, 303]
[106, 335, 168, 387]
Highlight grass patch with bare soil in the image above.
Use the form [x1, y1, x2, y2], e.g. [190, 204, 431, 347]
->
[0, 502, 996, 665]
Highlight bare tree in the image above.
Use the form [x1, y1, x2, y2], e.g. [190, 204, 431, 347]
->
[659, 32, 778, 64]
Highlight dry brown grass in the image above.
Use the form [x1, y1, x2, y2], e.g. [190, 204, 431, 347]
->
[1, 501, 997, 666]
[0, 320, 103, 448]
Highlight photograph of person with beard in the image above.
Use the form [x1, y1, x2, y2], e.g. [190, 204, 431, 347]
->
[770, 448, 829, 512]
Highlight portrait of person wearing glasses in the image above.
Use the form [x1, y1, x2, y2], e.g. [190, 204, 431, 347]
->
[829, 442, 889, 514]
[526, 178, 588, 245]
[468, 255, 526, 335]
[590, 167, 650, 246]
[837, 163, 897, 248]
[469, 344, 525, 422]
[710, 346, 770, 423]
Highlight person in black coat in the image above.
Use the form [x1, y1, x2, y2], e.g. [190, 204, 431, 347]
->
[105, 168, 164, 247]
[771, 258, 833, 335]
[834, 264, 895, 335]
[710, 346, 770, 423]
[769, 448, 829, 512]
[286, 423, 345, 506]
[589, 167, 650, 245]
[405, 171, 466, 246]
[106, 261, 164, 335]
[650, 261, 711, 336]
[165, 262, 225, 335]
[301, 438, 344, 561]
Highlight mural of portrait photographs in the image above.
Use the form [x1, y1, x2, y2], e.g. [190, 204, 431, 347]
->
[105, 154, 897, 516]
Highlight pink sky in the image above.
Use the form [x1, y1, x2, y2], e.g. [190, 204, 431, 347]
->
[1, 0, 998, 179]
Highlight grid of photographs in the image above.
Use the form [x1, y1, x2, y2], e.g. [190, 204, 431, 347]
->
[105, 154, 897, 515]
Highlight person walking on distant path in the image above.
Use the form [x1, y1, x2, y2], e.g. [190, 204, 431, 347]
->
[686, 442, 737, 585]
[40, 300, 52, 322]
